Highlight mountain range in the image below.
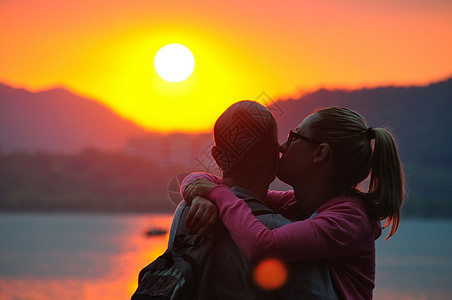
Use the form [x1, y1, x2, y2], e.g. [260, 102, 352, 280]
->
[1, 78, 452, 216]
[0, 83, 148, 153]
[269, 79, 452, 216]
[271, 78, 452, 168]
[1, 79, 451, 163]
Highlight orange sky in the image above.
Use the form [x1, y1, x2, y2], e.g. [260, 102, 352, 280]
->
[1, 0, 451, 132]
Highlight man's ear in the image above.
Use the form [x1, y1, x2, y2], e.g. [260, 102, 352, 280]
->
[313, 143, 331, 164]
[212, 146, 235, 172]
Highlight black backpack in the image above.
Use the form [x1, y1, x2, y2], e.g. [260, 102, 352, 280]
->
[131, 200, 274, 300]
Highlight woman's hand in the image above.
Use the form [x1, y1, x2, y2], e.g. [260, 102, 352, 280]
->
[185, 196, 219, 235]
[184, 178, 219, 203]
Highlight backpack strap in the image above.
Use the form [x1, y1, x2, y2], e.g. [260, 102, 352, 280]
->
[243, 198, 276, 217]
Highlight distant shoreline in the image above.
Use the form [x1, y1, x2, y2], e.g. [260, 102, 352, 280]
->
[1, 210, 451, 220]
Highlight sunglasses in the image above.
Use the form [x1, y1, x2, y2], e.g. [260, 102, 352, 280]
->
[287, 129, 322, 145]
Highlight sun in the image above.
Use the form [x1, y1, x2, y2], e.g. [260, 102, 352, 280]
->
[154, 44, 195, 83]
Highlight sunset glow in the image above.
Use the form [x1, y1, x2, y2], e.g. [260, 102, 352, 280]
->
[0, 0, 451, 132]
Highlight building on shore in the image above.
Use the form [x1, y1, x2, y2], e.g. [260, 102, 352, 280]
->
[124, 133, 218, 172]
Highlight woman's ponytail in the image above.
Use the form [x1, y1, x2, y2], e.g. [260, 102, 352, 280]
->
[366, 128, 405, 239]
[310, 107, 405, 239]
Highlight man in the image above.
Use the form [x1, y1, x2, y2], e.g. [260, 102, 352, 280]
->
[170, 101, 337, 299]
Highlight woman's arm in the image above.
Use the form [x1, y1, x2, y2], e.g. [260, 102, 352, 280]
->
[180, 172, 223, 203]
[265, 190, 299, 221]
[181, 172, 298, 218]
[178, 173, 222, 234]
[208, 185, 371, 262]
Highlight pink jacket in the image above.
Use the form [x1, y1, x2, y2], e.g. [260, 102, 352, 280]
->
[182, 173, 382, 299]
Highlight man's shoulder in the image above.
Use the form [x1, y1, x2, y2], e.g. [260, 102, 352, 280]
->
[230, 187, 292, 229]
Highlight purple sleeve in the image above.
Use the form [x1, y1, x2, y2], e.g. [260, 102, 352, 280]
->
[208, 185, 371, 262]
[265, 190, 299, 220]
[180, 172, 223, 202]
[180, 172, 297, 217]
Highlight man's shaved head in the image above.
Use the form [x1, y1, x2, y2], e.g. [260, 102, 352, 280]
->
[212, 101, 277, 173]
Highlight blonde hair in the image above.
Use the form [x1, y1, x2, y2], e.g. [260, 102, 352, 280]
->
[310, 107, 404, 239]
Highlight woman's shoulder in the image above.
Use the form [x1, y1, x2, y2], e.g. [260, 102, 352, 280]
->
[318, 194, 365, 213]
[317, 194, 382, 239]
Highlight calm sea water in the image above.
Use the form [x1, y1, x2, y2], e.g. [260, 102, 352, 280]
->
[0, 213, 451, 300]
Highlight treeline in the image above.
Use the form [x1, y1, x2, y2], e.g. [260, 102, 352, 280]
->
[402, 162, 452, 218]
[1, 150, 451, 218]
[0, 150, 187, 213]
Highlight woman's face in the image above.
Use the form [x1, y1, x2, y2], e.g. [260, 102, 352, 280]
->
[276, 114, 318, 186]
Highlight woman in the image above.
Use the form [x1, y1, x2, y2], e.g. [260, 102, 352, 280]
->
[182, 107, 404, 299]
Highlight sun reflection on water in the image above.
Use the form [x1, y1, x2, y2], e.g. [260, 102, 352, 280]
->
[2, 215, 452, 300]
[0, 213, 173, 300]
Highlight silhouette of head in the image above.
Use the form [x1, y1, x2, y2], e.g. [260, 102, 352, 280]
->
[278, 107, 373, 190]
[212, 101, 278, 178]
[278, 107, 404, 238]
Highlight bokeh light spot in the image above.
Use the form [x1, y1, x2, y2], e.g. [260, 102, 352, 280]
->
[253, 258, 288, 290]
